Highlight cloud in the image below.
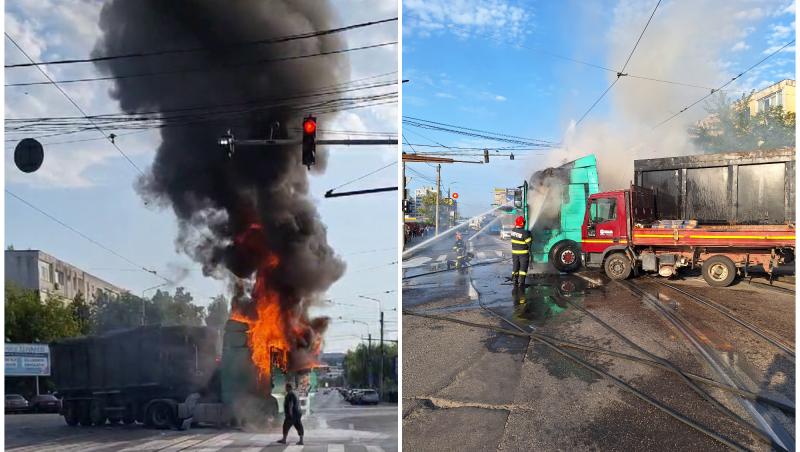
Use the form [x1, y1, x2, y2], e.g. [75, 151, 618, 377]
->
[731, 40, 750, 51]
[435, 92, 456, 98]
[404, 0, 531, 41]
[763, 44, 795, 54]
[734, 7, 766, 20]
[494, 95, 506, 101]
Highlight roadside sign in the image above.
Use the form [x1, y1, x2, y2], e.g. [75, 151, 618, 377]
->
[5, 343, 51, 376]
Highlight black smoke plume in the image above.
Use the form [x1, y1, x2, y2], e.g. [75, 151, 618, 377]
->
[92, 0, 347, 336]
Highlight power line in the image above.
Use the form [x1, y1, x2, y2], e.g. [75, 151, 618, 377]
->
[575, 0, 661, 126]
[652, 38, 795, 129]
[5, 17, 398, 69]
[6, 41, 398, 88]
[6, 189, 171, 284]
[5, 33, 144, 176]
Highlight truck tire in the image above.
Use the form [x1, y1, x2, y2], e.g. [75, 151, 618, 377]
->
[146, 401, 176, 429]
[604, 252, 632, 280]
[702, 255, 736, 287]
[78, 401, 92, 426]
[550, 241, 581, 273]
[90, 400, 107, 426]
[63, 402, 79, 426]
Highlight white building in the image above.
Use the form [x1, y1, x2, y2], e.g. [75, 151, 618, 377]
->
[5, 250, 125, 302]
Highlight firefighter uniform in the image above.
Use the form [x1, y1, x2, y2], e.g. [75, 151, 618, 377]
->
[510, 227, 531, 285]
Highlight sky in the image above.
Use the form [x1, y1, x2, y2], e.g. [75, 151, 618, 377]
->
[4, 0, 398, 353]
[403, 0, 797, 218]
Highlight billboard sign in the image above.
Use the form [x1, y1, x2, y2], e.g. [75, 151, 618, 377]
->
[6, 343, 51, 376]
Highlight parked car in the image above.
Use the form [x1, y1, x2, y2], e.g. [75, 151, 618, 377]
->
[359, 389, 380, 405]
[348, 389, 365, 404]
[5, 394, 29, 413]
[30, 394, 61, 413]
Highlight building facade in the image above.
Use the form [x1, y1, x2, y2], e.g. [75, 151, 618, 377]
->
[746, 79, 795, 115]
[5, 250, 125, 302]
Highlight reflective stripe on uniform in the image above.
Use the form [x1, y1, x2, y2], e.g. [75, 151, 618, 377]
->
[525, 237, 532, 243]
[511, 239, 527, 244]
[518, 271, 527, 275]
[512, 250, 529, 254]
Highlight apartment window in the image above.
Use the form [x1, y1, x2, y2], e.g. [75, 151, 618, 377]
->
[56, 271, 64, 285]
[39, 262, 51, 282]
[757, 90, 783, 112]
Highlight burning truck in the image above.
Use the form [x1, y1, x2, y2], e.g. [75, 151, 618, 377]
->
[51, 316, 324, 429]
[518, 148, 795, 286]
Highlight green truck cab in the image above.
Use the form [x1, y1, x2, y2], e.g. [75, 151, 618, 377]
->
[516, 154, 600, 271]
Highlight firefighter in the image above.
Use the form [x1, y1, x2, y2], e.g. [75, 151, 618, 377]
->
[453, 232, 466, 268]
[510, 216, 531, 286]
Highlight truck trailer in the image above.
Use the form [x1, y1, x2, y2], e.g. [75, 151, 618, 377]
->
[585, 149, 795, 286]
[51, 320, 288, 429]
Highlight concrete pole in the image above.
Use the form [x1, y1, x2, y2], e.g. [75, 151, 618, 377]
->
[379, 311, 384, 401]
[435, 164, 441, 236]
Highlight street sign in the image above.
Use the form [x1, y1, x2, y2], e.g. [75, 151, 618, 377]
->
[5, 343, 51, 376]
[14, 138, 44, 173]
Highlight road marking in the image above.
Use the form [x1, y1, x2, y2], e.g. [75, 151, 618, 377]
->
[435, 254, 447, 262]
[477, 251, 486, 259]
[495, 250, 503, 257]
[364, 447, 385, 452]
[283, 446, 304, 452]
[120, 438, 192, 451]
[328, 445, 345, 452]
[161, 436, 206, 451]
[239, 448, 264, 452]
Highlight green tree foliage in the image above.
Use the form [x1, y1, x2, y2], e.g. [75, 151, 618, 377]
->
[343, 342, 398, 394]
[92, 287, 206, 334]
[417, 191, 445, 224]
[5, 283, 80, 342]
[690, 91, 796, 152]
[206, 294, 230, 331]
[70, 292, 92, 335]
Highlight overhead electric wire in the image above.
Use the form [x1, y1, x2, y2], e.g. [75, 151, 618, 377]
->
[652, 38, 796, 129]
[5, 41, 398, 87]
[5, 33, 144, 176]
[5, 17, 398, 69]
[6, 189, 172, 284]
[574, 0, 661, 126]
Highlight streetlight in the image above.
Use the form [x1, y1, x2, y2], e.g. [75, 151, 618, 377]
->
[141, 283, 168, 326]
[358, 295, 385, 400]
[339, 317, 373, 388]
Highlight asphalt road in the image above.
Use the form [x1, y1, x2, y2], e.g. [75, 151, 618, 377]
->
[402, 229, 795, 451]
[5, 391, 397, 452]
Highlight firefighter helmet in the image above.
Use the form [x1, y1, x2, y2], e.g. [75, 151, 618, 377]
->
[515, 216, 525, 227]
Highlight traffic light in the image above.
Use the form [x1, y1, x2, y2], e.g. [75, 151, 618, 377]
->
[484, 149, 489, 163]
[302, 116, 317, 169]
[402, 199, 410, 214]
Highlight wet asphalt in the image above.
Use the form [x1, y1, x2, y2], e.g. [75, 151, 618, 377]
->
[402, 229, 795, 451]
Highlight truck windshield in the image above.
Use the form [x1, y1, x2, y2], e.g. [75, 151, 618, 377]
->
[589, 198, 616, 223]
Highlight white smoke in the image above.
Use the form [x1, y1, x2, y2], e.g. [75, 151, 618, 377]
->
[530, 0, 787, 190]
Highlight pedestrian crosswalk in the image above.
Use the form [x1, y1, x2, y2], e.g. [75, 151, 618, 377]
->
[403, 249, 505, 269]
[9, 433, 388, 452]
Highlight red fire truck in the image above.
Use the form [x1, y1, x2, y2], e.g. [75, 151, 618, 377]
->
[577, 149, 795, 287]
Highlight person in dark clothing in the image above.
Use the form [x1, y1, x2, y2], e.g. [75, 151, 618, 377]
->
[510, 216, 531, 286]
[453, 232, 467, 268]
[277, 383, 304, 445]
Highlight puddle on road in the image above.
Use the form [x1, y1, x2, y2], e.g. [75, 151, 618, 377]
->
[494, 274, 594, 331]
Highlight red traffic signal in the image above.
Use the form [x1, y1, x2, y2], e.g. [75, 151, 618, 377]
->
[452, 192, 459, 199]
[303, 117, 317, 135]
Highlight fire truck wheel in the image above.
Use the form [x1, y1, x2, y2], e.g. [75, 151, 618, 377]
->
[702, 255, 736, 287]
[146, 401, 176, 429]
[604, 253, 631, 280]
[551, 241, 581, 272]
[63, 402, 79, 426]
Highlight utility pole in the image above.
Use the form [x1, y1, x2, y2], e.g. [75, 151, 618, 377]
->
[379, 311, 384, 401]
[435, 164, 441, 236]
[367, 333, 372, 388]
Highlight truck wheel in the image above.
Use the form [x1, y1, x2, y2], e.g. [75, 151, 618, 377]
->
[78, 401, 92, 426]
[146, 401, 175, 429]
[702, 255, 736, 287]
[604, 253, 632, 280]
[551, 241, 581, 273]
[63, 402, 79, 426]
[90, 400, 107, 426]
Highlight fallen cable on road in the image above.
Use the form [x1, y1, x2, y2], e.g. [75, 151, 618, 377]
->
[403, 308, 750, 451]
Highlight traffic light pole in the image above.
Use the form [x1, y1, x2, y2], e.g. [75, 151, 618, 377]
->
[435, 164, 441, 236]
[226, 138, 398, 147]
[379, 310, 384, 402]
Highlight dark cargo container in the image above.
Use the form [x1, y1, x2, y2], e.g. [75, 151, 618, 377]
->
[51, 325, 220, 427]
[634, 148, 795, 225]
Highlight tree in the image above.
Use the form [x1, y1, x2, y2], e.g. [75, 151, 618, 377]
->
[91, 291, 146, 333]
[164, 287, 205, 326]
[416, 191, 445, 225]
[70, 292, 92, 335]
[690, 91, 795, 152]
[5, 283, 81, 343]
[206, 295, 230, 331]
[343, 342, 398, 397]
[6, 244, 14, 251]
